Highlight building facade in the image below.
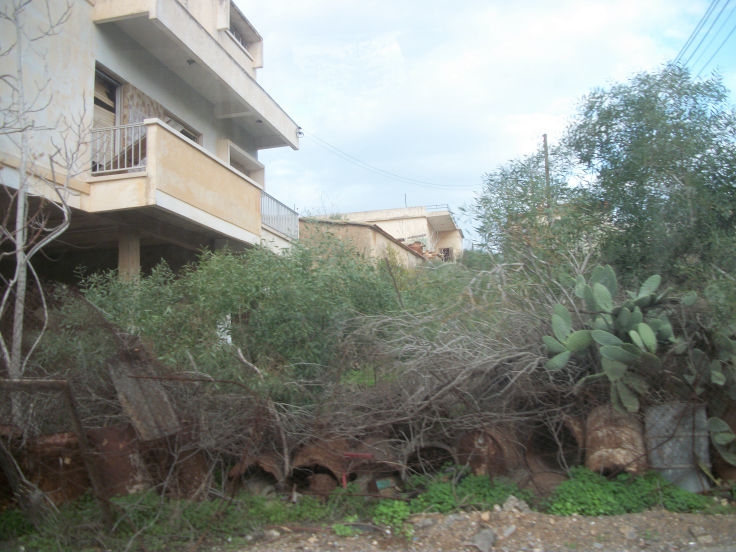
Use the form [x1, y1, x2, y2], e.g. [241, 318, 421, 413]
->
[0, 0, 299, 278]
[299, 218, 426, 269]
[339, 206, 464, 261]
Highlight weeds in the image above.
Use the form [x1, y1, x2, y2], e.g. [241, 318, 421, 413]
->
[547, 467, 713, 516]
[407, 469, 534, 514]
[372, 500, 412, 538]
[4, 466, 731, 550]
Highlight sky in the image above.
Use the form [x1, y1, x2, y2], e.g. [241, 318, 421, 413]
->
[237, 0, 736, 246]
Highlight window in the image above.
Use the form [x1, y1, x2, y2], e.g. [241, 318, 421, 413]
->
[93, 69, 119, 129]
[228, 2, 260, 58]
[164, 113, 201, 144]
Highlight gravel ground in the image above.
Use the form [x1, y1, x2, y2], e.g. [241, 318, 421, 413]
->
[234, 506, 736, 552]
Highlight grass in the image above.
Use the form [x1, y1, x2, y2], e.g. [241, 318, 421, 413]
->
[2, 466, 733, 550]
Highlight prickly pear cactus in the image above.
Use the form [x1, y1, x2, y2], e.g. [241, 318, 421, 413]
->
[542, 265, 736, 465]
[543, 265, 674, 413]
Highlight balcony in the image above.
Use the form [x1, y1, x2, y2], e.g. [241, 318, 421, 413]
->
[93, 0, 299, 150]
[91, 123, 147, 175]
[261, 191, 299, 240]
[87, 120, 301, 249]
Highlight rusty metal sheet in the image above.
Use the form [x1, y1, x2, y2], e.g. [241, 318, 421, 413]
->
[292, 438, 350, 482]
[307, 473, 337, 495]
[230, 452, 284, 483]
[143, 438, 212, 499]
[21, 433, 90, 505]
[108, 357, 180, 441]
[87, 424, 152, 498]
[457, 429, 522, 476]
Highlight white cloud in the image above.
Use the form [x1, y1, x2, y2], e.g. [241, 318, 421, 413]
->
[241, 0, 728, 232]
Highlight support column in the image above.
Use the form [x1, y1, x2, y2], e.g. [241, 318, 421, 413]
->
[118, 230, 140, 280]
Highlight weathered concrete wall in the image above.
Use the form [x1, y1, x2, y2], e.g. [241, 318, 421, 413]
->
[300, 220, 424, 269]
[93, 23, 259, 159]
[437, 229, 464, 258]
[149, 121, 262, 236]
[0, 0, 94, 178]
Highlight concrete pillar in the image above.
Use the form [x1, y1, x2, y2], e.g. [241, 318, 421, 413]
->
[118, 230, 140, 280]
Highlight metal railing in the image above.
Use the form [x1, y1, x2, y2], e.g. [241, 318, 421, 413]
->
[90, 123, 147, 175]
[261, 191, 299, 239]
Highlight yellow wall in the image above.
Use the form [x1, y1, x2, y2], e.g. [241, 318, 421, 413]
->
[84, 175, 150, 212]
[92, 0, 151, 22]
[148, 123, 261, 235]
[437, 229, 464, 257]
[300, 220, 423, 269]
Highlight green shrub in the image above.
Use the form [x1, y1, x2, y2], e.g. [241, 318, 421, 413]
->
[372, 500, 412, 538]
[332, 522, 360, 537]
[409, 479, 456, 513]
[401, 471, 536, 529]
[80, 239, 399, 384]
[326, 482, 376, 520]
[0, 508, 35, 540]
[456, 475, 534, 510]
[547, 467, 629, 516]
[547, 467, 711, 516]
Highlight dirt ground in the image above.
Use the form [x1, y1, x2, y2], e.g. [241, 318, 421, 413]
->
[237, 506, 736, 552]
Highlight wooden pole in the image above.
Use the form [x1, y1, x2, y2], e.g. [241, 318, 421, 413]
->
[543, 133, 551, 209]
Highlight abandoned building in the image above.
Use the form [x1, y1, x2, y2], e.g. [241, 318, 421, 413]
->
[326, 206, 464, 262]
[0, 0, 300, 280]
[299, 218, 426, 269]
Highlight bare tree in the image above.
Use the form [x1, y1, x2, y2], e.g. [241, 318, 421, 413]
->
[0, 0, 83, 426]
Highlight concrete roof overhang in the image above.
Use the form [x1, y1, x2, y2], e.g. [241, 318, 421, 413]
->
[427, 211, 463, 236]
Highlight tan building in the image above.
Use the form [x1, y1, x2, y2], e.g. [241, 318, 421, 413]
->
[300, 218, 425, 269]
[0, 0, 299, 278]
[339, 206, 464, 261]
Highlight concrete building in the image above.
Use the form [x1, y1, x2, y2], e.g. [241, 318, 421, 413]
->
[0, 0, 299, 279]
[299, 218, 425, 269]
[338, 206, 464, 261]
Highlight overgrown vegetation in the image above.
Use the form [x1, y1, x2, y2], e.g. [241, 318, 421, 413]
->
[406, 469, 534, 514]
[547, 467, 713, 516]
[3, 64, 736, 548]
[3, 467, 730, 550]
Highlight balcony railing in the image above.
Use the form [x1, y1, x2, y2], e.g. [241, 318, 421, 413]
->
[90, 121, 299, 242]
[90, 123, 147, 175]
[261, 191, 299, 239]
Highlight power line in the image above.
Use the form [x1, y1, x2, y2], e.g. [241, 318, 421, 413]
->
[688, 0, 735, 71]
[682, 0, 731, 67]
[675, 0, 720, 64]
[696, 6, 736, 75]
[303, 131, 479, 190]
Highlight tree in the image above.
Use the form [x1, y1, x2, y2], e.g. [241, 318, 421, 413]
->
[564, 65, 736, 283]
[1, 0, 83, 426]
[470, 141, 603, 264]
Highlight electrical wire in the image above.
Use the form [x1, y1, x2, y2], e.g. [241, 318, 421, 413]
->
[696, 6, 736, 75]
[675, 0, 720, 64]
[303, 130, 479, 190]
[688, 0, 736, 72]
[682, 0, 731, 67]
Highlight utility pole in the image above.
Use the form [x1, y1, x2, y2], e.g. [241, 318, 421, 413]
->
[543, 133, 551, 209]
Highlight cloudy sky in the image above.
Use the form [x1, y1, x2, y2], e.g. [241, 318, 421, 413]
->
[237, 0, 736, 245]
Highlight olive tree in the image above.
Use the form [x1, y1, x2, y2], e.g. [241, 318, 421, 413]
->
[564, 65, 736, 283]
